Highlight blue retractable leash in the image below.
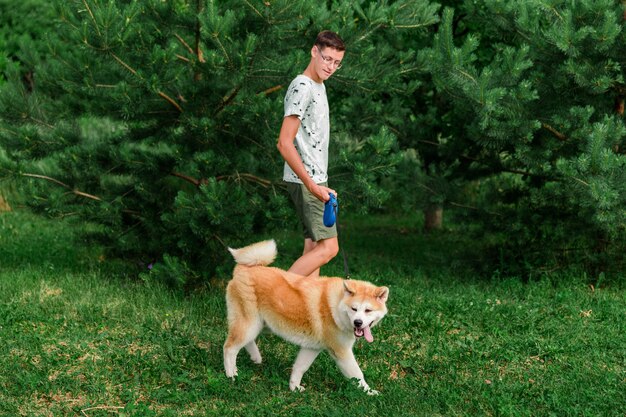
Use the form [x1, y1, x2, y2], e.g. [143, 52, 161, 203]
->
[324, 193, 350, 278]
[323, 192, 338, 227]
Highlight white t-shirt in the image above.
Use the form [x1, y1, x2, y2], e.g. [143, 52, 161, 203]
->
[282, 74, 330, 184]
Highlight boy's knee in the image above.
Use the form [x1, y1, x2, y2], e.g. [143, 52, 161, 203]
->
[320, 239, 339, 261]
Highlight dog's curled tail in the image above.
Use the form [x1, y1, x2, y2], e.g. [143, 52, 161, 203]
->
[228, 239, 277, 267]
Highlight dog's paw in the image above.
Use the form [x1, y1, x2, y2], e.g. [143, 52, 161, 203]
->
[224, 368, 238, 379]
[249, 354, 262, 364]
[357, 379, 378, 395]
[289, 384, 306, 392]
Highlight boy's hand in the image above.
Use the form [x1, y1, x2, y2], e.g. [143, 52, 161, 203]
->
[307, 183, 337, 202]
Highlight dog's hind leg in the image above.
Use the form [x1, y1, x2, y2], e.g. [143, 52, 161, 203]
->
[223, 333, 242, 378]
[289, 348, 321, 392]
[245, 339, 262, 364]
[224, 317, 263, 378]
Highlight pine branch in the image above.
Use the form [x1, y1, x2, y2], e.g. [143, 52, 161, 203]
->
[157, 91, 184, 113]
[171, 171, 205, 187]
[459, 154, 553, 180]
[243, 0, 264, 19]
[81, 0, 102, 37]
[195, 0, 206, 63]
[448, 201, 502, 216]
[258, 85, 283, 95]
[217, 173, 271, 188]
[110, 53, 139, 77]
[110, 53, 183, 113]
[73, 190, 103, 201]
[215, 85, 241, 115]
[22, 173, 70, 189]
[22, 173, 102, 201]
[569, 176, 590, 187]
[174, 33, 194, 55]
[211, 33, 232, 68]
[354, 24, 385, 44]
[171, 171, 271, 188]
[173, 31, 205, 64]
[28, 117, 55, 129]
[541, 123, 567, 141]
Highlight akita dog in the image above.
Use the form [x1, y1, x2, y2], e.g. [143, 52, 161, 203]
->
[223, 239, 389, 394]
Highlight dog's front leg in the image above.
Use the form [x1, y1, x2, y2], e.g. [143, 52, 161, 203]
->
[334, 350, 379, 395]
[289, 348, 321, 392]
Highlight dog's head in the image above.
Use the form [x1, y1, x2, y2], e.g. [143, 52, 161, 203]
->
[340, 280, 389, 343]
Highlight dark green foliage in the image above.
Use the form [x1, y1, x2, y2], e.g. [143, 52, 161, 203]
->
[0, 0, 439, 286]
[0, 0, 59, 204]
[423, 1, 626, 276]
[3, 0, 624, 282]
[0, 0, 57, 86]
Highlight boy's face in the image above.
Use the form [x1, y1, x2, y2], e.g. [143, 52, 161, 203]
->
[311, 46, 345, 81]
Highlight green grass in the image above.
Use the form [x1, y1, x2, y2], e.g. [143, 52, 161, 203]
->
[1, 211, 625, 416]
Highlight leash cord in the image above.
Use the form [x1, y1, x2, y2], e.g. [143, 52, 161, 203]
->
[334, 204, 351, 279]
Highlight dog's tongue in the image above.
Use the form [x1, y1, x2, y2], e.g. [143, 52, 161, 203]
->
[363, 326, 374, 343]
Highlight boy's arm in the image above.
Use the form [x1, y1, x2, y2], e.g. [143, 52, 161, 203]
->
[277, 115, 335, 202]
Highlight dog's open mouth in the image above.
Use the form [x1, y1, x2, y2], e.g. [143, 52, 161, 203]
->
[354, 325, 374, 343]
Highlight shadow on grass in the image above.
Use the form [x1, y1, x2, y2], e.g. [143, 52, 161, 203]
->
[303, 212, 480, 281]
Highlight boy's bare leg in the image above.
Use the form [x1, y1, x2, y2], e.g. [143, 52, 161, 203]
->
[288, 237, 339, 278]
[302, 239, 320, 278]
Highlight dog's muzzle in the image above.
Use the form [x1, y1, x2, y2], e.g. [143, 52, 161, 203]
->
[354, 320, 374, 343]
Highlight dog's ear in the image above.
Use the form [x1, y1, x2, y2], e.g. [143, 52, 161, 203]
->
[343, 280, 356, 296]
[375, 286, 389, 303]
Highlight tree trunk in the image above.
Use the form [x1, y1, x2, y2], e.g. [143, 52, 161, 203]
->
[0, 195, 11, 212]
[423, 204, 443, 232]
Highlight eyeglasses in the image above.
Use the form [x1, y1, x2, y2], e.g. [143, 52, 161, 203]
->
[317, 46, 342, 70]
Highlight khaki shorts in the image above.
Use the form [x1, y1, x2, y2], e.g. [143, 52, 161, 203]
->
[286, 181, 338, 242]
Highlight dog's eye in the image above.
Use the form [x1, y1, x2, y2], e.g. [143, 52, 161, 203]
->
[351, 307, 357, 312]
[365, 309, 372, 313]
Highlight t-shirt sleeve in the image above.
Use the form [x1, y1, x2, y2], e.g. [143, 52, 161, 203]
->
[284, 80, 311, 120]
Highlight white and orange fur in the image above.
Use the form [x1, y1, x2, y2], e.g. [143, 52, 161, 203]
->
[223, 239, 389, 394]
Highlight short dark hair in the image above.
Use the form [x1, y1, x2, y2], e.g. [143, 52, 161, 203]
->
[315, 30, 345, 51]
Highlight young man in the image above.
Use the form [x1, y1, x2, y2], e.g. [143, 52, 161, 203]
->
[277, 31, 345, 278]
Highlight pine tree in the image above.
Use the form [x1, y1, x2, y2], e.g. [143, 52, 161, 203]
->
[0, 0, 58, 208]
[0, 0, 439, 286]
[0, 0, 57, 86]
[424, 1, 626, 275]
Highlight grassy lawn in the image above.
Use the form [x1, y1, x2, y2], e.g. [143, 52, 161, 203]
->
[1, 211, 624, 416]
